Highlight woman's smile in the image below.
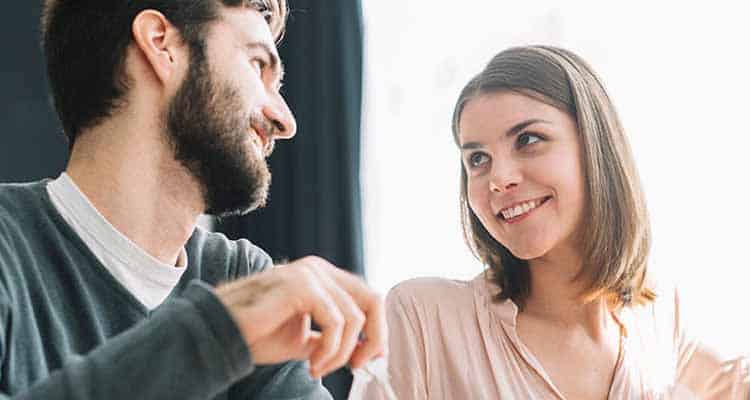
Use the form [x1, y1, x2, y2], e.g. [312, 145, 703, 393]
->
[497, 195, 553, 223]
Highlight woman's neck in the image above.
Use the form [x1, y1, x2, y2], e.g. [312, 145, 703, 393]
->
[522, 247, 615, 339]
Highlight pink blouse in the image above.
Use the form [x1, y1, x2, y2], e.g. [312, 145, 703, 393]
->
[350, 271, 749, 399]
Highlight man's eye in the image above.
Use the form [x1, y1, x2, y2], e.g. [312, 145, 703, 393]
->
[252, 58, 268, 71]
[517, 132, 543, 148]
[468, 152, 489, 168]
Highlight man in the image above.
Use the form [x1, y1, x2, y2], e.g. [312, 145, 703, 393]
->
[0, 0, 386, 398]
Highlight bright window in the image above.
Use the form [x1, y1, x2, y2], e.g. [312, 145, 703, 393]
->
[362, 2, 750, 356]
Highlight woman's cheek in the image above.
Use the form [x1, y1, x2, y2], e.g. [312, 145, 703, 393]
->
[468, 181, 491, 222]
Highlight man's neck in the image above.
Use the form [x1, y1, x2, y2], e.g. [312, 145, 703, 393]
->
[65, 116, 203, 266]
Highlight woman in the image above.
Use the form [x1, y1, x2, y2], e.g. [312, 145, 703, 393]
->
[351, 46, 749, 399]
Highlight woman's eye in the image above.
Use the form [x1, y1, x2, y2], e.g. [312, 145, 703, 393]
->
[517, 132, 542, 148]
[468, 152, 489, 168]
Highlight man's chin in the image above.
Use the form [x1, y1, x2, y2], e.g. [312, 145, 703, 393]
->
[205, 182, 270, 217]
[198, 149, 270, 214]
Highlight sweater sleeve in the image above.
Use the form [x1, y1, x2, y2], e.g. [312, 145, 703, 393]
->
[0, 223, 331, 400]
[225, 240, 332, 399]
[228, 361, 332, 399]
[0, 278, 256, 400]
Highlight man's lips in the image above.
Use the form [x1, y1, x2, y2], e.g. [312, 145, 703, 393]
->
[249, 126, 275, 157]
[252, 126, 269, 149]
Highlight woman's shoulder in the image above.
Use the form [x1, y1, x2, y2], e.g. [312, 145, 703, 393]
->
[388, 276, 474, 302]
[620, 278, 682, 358]
[386, 273, 491, 317]
[391, 276, 473, 293]
[625, 278, 678, 321]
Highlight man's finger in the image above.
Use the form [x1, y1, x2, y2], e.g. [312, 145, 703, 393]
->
[298, 270, 345, 377]
[320, 264, 388, 368]
[307, 267, 367, 376]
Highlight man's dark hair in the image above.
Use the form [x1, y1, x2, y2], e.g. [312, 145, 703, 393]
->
[41, 0, 288, 146]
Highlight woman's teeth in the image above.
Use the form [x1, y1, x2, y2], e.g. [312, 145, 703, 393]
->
[500, 199, 543, 220]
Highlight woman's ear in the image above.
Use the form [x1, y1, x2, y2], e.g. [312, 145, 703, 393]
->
[131, 10, 187, 86]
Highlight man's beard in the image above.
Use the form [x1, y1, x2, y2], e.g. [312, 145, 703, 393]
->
[166, 53, 271, 217]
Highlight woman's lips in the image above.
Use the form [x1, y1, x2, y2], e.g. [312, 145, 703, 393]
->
[497, 195, 552, 223]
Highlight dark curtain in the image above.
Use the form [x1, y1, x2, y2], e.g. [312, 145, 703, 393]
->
[217, 1, 365, 399]
[0, 2, 68, 183]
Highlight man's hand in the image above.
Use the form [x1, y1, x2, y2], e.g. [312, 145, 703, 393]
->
[216, 256, 387, 379]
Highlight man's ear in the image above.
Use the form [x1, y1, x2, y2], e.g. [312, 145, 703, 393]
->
[131, 10, 186, 85]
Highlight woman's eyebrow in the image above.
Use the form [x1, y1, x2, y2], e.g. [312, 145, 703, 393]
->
[505, 118, 551, 137]
[460, 118, 551, 150]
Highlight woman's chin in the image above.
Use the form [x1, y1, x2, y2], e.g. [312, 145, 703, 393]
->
[506, 244, 550, 261]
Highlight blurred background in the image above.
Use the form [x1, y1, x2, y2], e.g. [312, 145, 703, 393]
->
[2, 1, 749, 398]
[361, 0, 750, 360]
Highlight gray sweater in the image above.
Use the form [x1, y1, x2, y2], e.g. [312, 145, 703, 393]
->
[0, 181, 332, 399]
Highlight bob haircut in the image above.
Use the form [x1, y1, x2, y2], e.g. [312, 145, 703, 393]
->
[451, 46, 655, 310]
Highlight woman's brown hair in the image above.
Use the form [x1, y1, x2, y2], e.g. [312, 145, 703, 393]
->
[452, 46, 655, 310]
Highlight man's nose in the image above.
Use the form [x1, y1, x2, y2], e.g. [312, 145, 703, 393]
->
[263, 94, 296, 140]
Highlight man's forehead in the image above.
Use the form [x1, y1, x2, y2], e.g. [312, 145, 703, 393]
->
[215, 6, 276, 48]
[247, 0, 274, 21]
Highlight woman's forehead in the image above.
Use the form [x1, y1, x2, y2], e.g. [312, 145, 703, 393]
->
[458, 92, 565, 140]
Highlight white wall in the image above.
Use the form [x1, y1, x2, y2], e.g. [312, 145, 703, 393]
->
[362, 1, 750, 356]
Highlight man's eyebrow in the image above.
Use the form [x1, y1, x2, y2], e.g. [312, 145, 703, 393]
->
[246, 41, 285, 82]
[460, 118, 551, 150]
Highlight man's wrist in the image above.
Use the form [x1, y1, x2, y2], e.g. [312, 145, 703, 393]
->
[182, 280, 256, 377]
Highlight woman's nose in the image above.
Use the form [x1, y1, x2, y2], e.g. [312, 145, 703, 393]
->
[489, 161, 522, 193]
